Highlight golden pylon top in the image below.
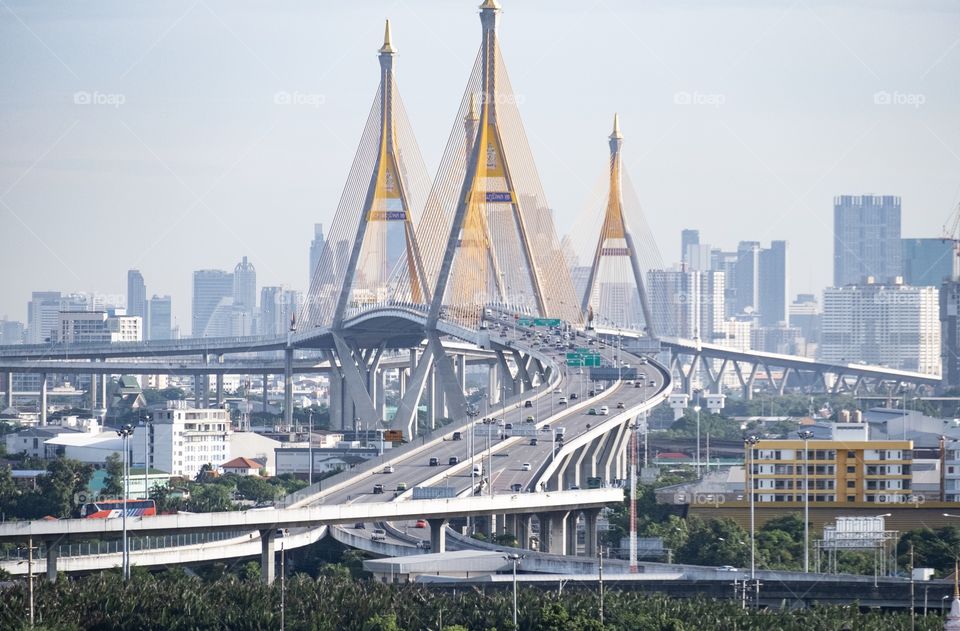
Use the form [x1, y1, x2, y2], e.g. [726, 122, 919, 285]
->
[479, 0, 502, 10]
[379, 19, 396, 55]
[610, 112, 622, 140]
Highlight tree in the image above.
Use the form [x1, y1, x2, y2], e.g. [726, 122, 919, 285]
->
[235, 475, 279, 504]
[676, 517, 750, 567]
[186, 484, 234, 512]
[363, 613, 400, 631]
[897, 526, 960, 576]
[149, 483, 183, 513]
[0, 465, 18, 511]
[37, 458, 94, 518]
[102, 453, 124, 498]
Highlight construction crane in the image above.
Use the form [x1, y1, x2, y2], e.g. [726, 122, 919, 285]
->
[943, 202, 960, 270]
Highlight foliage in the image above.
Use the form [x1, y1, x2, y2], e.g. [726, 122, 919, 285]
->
[0, 571, 943, 631]
[897, 526, 960, 577]
[5, 457, 94, 519]
[101, 453, 124, 498]
[185, 484, 235, 513]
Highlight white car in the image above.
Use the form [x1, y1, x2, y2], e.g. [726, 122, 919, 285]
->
[521, 463, 531, 471]
[371, 529, 387, 542]
[599, 405, 609, 415]
[558, 396, 568, 405]
[382, 465, 395, 474]
[553, 388, 562, 394]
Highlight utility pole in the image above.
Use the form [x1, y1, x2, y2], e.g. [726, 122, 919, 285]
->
[629, 423, 638, 573]
[116, 423, 134, 581]
[797, 430, 814, 573]
[598, 544, 605, 625]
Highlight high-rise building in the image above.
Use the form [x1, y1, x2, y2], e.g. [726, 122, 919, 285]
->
[941, 281, 960, 387]
[192, 270, 233, 337]
[680, 229, 699, 264]
[902, 238, 957, 287]
[758, 240, 788, 326]
[790, 294, 821, 357]
[259, 286, 282, 336]
[148, 295, 172, 341]
[27, 291, 62, 344]
[233, 256, 257, 312]
[309, 223, 325, 290]
[647, 267, 724, 341]
[733, 241, 760, 317]
[821, 281, 940, 375]
[833, 195, 902, 286]
[126, 270, 147, 334]
[131, 402, 230, 479]
[0, 320, 24, 345]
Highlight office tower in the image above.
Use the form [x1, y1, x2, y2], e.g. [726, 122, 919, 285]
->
[233, 256, 257, 312]
[758, 240, 788, 326]
[148, 295, 172, 340]
[903, 238, 957, 287]
[127, 270, 147, 335]
[648, 267, 725, 340]
[680, 229, 699, 263]
[309, 223, 326, 290]
[821, 280, 940, 375]
[833, 195, 902, 286]
[941, 281, 960, 387]
[27, 291, 61, 344]
[192, 270, 233, 337]
[790, 294, 821, 356]
[259, 286, 282, 336]
[733, 241, 760, 317]
[0, 320, 24, 345]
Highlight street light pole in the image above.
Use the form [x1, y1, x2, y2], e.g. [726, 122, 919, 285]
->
[503, 553, 523, 628]
[694, 405, 702, 476]
[308, 411, 314, 486]
[116, 423, 134, 582]
[598, 544, 605, 625]
[797, 430, 814, 573]
[744, 435, 760, 598]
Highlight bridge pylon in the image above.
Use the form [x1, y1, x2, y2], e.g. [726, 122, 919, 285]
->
[580, 115, 656, 337]
[418, 0, 582, 330]
[303, 20, 432, 332]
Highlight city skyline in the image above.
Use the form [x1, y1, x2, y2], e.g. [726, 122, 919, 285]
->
[1, 0, 958, 328]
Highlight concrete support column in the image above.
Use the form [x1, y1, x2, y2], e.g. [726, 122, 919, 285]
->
[100, 370, 108, 413]
[488, 362, 500, 404]
[45, 538, 60, 582]
[517, 514, 531, 549]
[262, 374, 269, 416]
[201, 375, 210, 408]
[328, 372, 342, 431]
[583, 508, 600, 558]
[398, 368, 407, 399]
[284, 347, 293, 427]
[428, 518, 446, 553]
[541, 511, 569, 555]
[504, 513, 517, 539]
[374, 369, 385, 421]
[565, 512, 578, 556]
[260, 529, 276, 584]
[89, 373, 96, 409]
[425, 369, 436, 430]
[489, 513, 499, 539]
[5, 372, 12, 409]
[215, 373, 224, 407]
[39, 373, 47, 426]
[456, 354, 466, 393]
[194, 375, 202, 408]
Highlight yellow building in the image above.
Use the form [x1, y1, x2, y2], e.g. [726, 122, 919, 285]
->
[747, 424, 913, 505]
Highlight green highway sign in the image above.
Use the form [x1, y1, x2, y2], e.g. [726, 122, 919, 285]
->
[518, 318, 561, 327]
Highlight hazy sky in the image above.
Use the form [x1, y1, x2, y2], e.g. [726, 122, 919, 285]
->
[1, 0, 958, 329]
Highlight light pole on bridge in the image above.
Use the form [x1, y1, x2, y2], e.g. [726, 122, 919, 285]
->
[116, 423, 135, 582]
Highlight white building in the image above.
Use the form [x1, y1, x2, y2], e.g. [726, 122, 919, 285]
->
[228, 431, 281, 475]
[132, 402, 230, 479]
[820, 281, 940, 375]
[58, 310, 142, 343]
[943, 439, 960, 503]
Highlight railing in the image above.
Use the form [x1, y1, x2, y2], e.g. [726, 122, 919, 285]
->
[2, 529, 244, 561]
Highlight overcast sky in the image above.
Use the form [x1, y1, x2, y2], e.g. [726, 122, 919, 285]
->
[1, 0, 958, 328]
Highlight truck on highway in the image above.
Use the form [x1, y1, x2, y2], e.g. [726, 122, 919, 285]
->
[473, 463, 483, 477]
[554, 427, 566, 439]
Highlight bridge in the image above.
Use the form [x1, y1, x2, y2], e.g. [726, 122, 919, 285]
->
[0, 0, 942, 589]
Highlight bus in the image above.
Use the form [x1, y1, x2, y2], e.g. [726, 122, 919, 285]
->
[80, 499, 157, 519]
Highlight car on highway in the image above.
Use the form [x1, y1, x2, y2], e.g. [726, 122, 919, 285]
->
[634, 382, 642, 388]
[525, 415, 535, 423]
[415, 519, 427, 528]
[599, 405, 609, 415]
[649, 380, 656, 387]
[588, 408, 597, 415]
[373, 483, 384, 494]
[511, 483, 523, 492]
[521, 463, 531, 471]
[617, 402, 625, 409]
[382, 465, 395, 474]
[354, 523, 366, 529]
[416, 540, 432, 550]
[529, 438, 538, 446]
[449, 456, 460, 465]
[452, 431, 462, 441]
[570, 393, 579, 400]
[558, 396, 568, 405]
[371, 528, 387, 542]
[429, 457, 439, 466]
[396, 482, 408, 492]
[524, 400, 533, 408]
[553, 388, 562, 394]
[588, 390, 595, 396]
[569, 484, 580, 490]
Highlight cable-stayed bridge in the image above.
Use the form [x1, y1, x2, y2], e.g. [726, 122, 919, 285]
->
[0, 0, 940, 584]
